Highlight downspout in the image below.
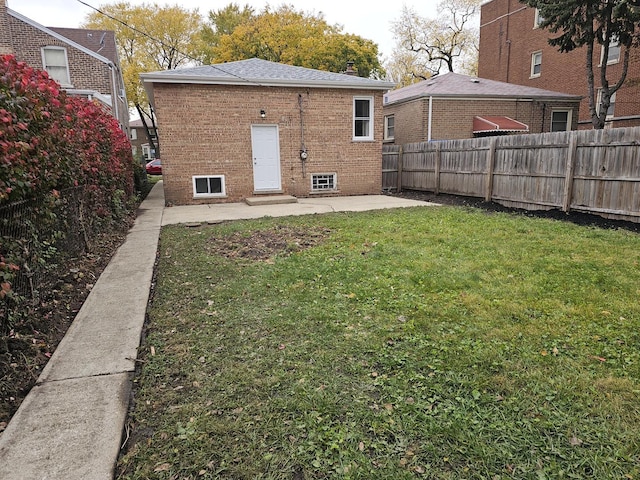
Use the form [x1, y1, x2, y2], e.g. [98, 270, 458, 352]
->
[427, 96, 433, 142]
[505, 1, 511, 83]
[108, 62, 120, 127]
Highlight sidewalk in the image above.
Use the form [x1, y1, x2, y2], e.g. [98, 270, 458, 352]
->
[162, 194, 436, 225]
[0, 182, 165, 480]
[0, 183, 434, 479]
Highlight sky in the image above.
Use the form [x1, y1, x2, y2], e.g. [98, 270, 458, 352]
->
[9, 0, 440, 59]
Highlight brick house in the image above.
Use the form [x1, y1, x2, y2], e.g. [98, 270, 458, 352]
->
[382, 72, 581, 144]
[478, 0, 640, 129]
[129, 118, 158, 162]
[0, 0, 129, 130]
[140, 58, 395, 205]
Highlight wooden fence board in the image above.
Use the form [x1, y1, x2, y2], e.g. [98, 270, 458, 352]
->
[382, 126, 640, 223]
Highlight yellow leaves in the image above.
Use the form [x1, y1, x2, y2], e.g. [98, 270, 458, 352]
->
[211, 5, 382, 76]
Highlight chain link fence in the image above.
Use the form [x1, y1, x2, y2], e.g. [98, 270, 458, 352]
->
[0, 186, 128, 335]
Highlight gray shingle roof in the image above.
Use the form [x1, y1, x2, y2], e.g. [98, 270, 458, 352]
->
[49, 28, 119, 65]
[141, 58, 396, 91]
[383, 72, 582, 105]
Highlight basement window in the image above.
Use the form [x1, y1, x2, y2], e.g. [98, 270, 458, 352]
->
[311, 173, 337, 191]
[193, 175, 226, 198]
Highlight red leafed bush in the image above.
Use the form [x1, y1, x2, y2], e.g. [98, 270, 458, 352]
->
[0, 54, 136, 333]
[0, 54, 134, 202]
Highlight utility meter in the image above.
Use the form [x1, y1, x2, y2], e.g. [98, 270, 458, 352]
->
[300, 149, 308, 160]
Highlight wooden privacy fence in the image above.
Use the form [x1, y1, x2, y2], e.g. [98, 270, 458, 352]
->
[383, 126, 640, 223]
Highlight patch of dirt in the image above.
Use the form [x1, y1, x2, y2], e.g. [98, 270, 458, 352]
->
[206, 225, 332, 261]
[0, 213, 136, 430]
[392, 190, 640, 233]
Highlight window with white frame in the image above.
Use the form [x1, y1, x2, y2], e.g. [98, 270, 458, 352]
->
[42, 46, 71, 86]
[530, 51, 542, 77]
[353, 97, 374, 141]
[130, 128, 138, 141]
[311, 173, 336, 191]
[142, 144, 151, 160]
[551, 110, 572, 132]
[601, 38, 620, 65]
[596, 89, 616, 119]
[384, 115, 395, 141]
[534, 9, 544, 28]
[193, 175, 226, 198]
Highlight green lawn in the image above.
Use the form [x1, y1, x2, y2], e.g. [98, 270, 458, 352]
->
[117, 205, 640, 479]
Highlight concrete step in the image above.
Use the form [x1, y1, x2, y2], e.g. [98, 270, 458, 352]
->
[245, 195, 298, 206]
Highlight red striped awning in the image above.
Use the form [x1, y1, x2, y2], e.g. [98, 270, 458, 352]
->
[473, 116, 529, 134]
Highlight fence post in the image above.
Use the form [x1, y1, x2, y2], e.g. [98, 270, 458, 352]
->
[562, 133, 578, 213]
[485, 137, 497, 202]
[435, 142, 442, 195]
[396, 146, 404, 193]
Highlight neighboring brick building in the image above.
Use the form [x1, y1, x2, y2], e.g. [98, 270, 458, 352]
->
[478, 0, 640, 129]
[0, 0, 129, 130]
[382, 72, 581, 144]
[141, 58, 395, 205]
[129, 118, 158, 162]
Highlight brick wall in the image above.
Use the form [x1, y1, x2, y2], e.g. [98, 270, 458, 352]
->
[479, 0, 640, 127]
[0, 0, 12, 54]
[383, 97, 580, 142]
[383, 100, 427, 145]
[6, 13, 129, 129]
[152, 83, 385, 205]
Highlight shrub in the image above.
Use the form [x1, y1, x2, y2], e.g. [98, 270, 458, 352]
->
[0, 54, 136, 334]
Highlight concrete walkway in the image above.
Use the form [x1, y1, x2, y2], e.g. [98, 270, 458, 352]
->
[0, 182, 434, 479]
[162, 193, 437, 226]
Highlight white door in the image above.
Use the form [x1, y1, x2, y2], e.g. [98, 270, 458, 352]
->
[251, 125, 282, 191]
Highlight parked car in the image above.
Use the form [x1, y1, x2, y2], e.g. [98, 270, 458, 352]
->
[145, 158, 161, 175]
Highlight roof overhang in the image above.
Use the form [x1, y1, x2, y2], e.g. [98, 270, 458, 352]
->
[141, 72, 396, 107]
[473, 115, 529, 134]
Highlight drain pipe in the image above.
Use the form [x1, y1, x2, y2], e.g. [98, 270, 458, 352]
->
[427, 96, 433, 142]
[298, 93, 308, 177]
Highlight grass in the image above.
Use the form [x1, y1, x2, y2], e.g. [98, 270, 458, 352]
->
[117, 205, 640, 479]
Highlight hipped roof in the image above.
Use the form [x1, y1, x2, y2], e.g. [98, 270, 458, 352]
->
[384, 72, 582, 105]
[141, 58, 396, 105]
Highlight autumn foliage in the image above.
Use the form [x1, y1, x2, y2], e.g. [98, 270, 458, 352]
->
[0, 54, 135, 331]
[0, 54, 134, 202]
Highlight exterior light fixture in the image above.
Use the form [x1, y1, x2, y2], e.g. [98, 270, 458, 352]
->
[260, 109, 266, 118]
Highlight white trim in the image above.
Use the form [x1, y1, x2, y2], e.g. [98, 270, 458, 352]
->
[596, 89, 616, 119]
[353, 96, 374, 141]
[600, 39, 621, 66]
[550, 109, 572, 132]
[384, 114, 395, 141]
[533, 9, 544, 29]
[193, 175, 226, 198]
[41, 46, 72, 87]
[530, 51, 542, 78]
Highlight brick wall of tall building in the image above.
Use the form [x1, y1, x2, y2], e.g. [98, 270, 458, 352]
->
[479, 0, 640, 128]
[152, 83, 385, 205]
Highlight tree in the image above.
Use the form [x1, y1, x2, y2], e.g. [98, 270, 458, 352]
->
[521, 0, 640, 129]
[208, 4, 384, 78]
[200, 3, 254, 64]
[390, 0, 480, 77]
[83, 2, 207, 155]
[384, 50, 433, 87]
